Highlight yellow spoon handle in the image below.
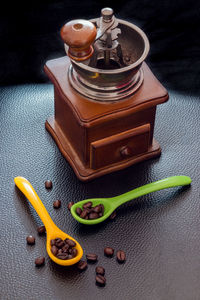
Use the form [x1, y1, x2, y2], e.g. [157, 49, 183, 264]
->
[14, 176, 56, 232]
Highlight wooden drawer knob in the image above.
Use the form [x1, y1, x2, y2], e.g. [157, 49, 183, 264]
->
[60, 19, 97, 61]
[120, 146, 132, 158]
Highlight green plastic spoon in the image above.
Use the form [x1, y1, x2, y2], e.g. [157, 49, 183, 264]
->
[71, 175, 191, 225]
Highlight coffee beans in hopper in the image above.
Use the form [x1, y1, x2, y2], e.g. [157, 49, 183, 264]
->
[50, 238, 78, 260]
[75, 202, 105, 220]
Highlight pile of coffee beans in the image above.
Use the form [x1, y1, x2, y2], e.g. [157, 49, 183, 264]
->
[76, 202, 104, 220]
[50, 238, 77, 260]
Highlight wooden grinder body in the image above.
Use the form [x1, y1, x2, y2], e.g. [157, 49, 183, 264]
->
[45, 56, 168, 181]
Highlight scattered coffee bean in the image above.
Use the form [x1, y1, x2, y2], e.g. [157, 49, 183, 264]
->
[53, 200, 61, 209]
[37, 225, 46, 235]
[35, 256, 45, 267]
[104, 247, 114, 257]
[76, 207, 82, 216]
[26, 235, 35, 245]
[75, 202, 104, 220]
[86, 253, 98, 262]
[77, 260, 88, 271]
[96, 266, 105, 275]
[116, 250, 126, 263]
[50, 237, 78, 260]
[109, 210, 117, 220]
[96, 274, 106, 286]
[45, 180, 52, 189]
[67, 201, 74, 211]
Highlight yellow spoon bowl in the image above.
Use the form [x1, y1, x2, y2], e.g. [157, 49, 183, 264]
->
[14, 176, 83, 266]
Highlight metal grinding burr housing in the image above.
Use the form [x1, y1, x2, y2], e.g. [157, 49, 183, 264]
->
[61, 7, 150, 101]
[45, 7, 168, 181]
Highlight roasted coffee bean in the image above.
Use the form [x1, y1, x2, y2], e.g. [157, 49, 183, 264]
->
[116, 250, 126, 263]
[86, 253, 98, 262]
[50, 239, 55, 246]
[55, 238, 65, 248]
[58, 248, 63, 254]
[80, 209, 88, 219]
[37, 225, 46, 234]
[51, 245, 58, 256]
[104, 247, 114, 257]
[35, 256, 45, 267]
[96, 266, 105, 275]
[100, 204, 104, 214]
[110, 210, 117, 220]
[67, 201, 74, 211]
[53, 200, 61, 209]
[96, 274, 106, 286]
[26, 235, 35, 245]
[66, 239, 76, 247]
[57, 253, 69, 260]
[92, 205, 102, 213]
[77, 260, 87, 271]
[62, 244, 70, 253]
[99, 213, 103, 217]
[45, 180, 52, 189]
[76, 207, 82, 216]
[68, 254, 73, 259]
[71, 248, 78, 257]
[88, 212, 99, 220]
[83, 201, 92, 209]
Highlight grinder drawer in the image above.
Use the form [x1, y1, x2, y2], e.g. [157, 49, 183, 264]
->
[90, 124, 150, 169]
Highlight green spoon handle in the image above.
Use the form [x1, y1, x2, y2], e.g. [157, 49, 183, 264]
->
[110, 176, 191, 208]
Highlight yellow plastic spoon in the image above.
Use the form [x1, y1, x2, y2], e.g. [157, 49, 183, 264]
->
[14, 176, 83, 266]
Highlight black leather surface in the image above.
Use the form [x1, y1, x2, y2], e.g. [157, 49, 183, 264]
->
[0, 81, 200, 299]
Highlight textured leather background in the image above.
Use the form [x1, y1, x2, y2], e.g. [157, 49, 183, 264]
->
[0, 80, 200, 300]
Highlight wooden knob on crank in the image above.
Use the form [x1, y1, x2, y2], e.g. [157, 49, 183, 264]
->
[60, 19, 97, 61]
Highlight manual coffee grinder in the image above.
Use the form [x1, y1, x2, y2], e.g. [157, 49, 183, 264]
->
[45, 7, 168, 181]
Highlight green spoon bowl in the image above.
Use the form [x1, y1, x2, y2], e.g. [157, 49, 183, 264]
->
[71, 175, 192, 225]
